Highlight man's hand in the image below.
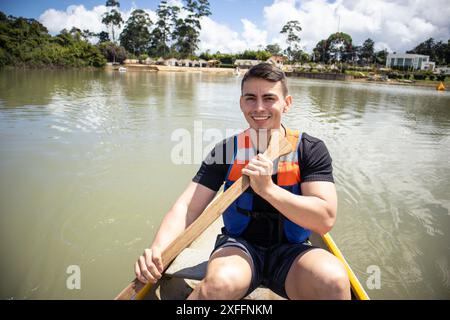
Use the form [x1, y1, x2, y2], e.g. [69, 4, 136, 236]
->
[134, 246, 164, 284]
[241, 153, 275, 197]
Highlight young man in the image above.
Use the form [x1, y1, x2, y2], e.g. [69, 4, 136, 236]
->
[135, 63, 351, 300]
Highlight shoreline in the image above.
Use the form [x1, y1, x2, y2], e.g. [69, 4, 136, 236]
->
[107, 64, 236, 74]
[109, 64, 448, 90]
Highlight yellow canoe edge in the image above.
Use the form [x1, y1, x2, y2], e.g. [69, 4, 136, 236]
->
[322, 233, 370, 300]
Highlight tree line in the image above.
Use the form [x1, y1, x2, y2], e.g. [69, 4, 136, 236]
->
[1, 0, 449, 69]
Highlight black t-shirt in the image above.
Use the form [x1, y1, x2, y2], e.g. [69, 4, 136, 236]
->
[192, 132, 334, 214]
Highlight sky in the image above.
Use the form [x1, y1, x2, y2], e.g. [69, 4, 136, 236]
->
[1, 0, 449, 54]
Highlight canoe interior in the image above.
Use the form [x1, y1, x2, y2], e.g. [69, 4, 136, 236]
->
[141, 217, 365, 300]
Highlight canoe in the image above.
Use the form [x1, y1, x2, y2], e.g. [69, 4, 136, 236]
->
[137, 216, 370, 300]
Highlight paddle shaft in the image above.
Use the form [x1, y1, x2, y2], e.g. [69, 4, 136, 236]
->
[115, 133, 293, 300]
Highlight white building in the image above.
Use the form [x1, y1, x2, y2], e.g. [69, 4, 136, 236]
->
[386, 53, 435, 71]
[434, 67, 450, 75]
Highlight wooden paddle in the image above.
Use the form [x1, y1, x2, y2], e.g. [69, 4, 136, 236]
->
[114, 131, 293, 300]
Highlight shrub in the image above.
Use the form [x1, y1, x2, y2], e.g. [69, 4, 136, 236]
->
[413, 73, 426, 80]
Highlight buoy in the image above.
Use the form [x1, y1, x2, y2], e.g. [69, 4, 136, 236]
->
[436, 81, 445, 91]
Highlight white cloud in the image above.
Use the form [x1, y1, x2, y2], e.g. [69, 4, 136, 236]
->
[241, 19, 268, 49]
[37, 0, 449, 54]
[262, 0, 450, 53]
[199, 17, 270, 53]
[198, 17, 247, 53]
[39, 5, 107, 34]
[39, 5, 156, 37]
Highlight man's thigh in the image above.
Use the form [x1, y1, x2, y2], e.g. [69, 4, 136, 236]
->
[284, 248, 350, 300]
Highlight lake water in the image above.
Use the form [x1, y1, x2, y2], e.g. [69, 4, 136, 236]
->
[0, 69, 449, 299]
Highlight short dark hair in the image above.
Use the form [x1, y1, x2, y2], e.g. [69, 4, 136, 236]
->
[241, 63, 288, 97]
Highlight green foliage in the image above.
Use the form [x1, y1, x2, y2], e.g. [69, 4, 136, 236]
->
[361, 38, 374, 63]
[0, 11, 106, 68]
[280, 20, 302, 62]
[374, 49, 387, 65]
[313, 39, 328, 63]
[102, 0, 123, 43]
[138, 53, 149, 62]
[199, 50, 273, 64]
[413, 73, 426, 80]
[120, 9, 152, 55]
[265, 44, 281, 55]
[97, 31, 110, 44]
[172, 0, 211, 58]
[98, 41, 127, 63]
[407, 37, 450, 65]
[149, 1, 180, 57]
[326, 32, 353, 62]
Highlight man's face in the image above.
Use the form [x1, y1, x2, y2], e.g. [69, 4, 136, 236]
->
[240, 78, 292, 131]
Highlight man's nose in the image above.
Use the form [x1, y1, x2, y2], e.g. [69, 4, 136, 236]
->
[255, 98, 265, 110]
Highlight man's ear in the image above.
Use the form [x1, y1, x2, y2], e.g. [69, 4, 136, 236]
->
[239, 95, 244, 112]
[283, 95, 293, 113]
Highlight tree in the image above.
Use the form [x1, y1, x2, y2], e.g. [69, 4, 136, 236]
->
[312, 39, 328, 63]
[98, 41, 127, 63]
[150, 0, 180, 57]
[265, 44, 282, 56]
[408, 37, 449, 65]
[280, 20, 302, 62]
[81, 29, 95, 42]
[0, 11, 105, 68]
[361, 38, 375, 64]
[120, 9, 152, 56]
[97, 31, 110, 44]
[326, 32, 353, 63]
[102, 0, 123, 43]
[172, 0, 211, 57]
[374, 49, 387, 66]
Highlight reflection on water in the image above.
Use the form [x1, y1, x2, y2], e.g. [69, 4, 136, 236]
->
[0, 69, 449, 299]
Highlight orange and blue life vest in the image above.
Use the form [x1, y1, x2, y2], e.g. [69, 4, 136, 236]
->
[222, 127, 311, 244]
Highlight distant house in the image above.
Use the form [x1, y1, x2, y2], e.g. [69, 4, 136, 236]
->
[266, 55, 287, 68]
[386, 53, 435, 71]
[207, 59, 221, 68]
[143, 57, 155, 65]
[234, 59, 262, 68]
[123, 59, 139, 64]
[155, 57, 167, 65]
[198, 59, 208, 67]
[165, 58, 178, 66]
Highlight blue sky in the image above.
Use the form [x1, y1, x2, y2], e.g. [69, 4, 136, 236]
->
[1, 0, 449, 55]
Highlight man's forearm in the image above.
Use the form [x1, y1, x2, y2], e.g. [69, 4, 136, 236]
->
[261, 184, 335, 235]
[150, 203, 191, 251]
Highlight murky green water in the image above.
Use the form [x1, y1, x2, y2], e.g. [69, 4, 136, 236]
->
[0, 69, 449, 299]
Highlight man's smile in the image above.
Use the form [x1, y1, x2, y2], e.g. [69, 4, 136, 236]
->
[251, 115, 271, 121]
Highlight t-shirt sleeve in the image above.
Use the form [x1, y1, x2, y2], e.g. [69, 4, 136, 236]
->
[192, 138, 232, 191]
[300, 133, 334, 183]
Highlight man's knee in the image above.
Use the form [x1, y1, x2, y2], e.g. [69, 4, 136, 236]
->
[287, 251, 351, 299]
[197, 265, 250, 299]
[316, 260, 351, 298]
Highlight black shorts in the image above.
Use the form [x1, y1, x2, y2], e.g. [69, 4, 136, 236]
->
[211, 233, 316, 299]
